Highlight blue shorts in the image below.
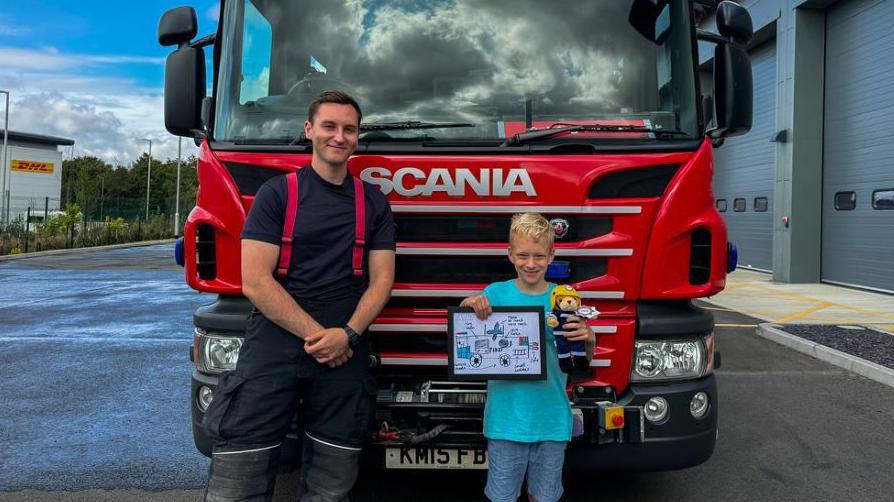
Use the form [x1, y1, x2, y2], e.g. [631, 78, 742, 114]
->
[485, 439, 566, 502]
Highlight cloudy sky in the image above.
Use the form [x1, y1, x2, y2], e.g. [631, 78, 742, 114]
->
[218, 0, 664, 140]
[0, 0, 220, 165]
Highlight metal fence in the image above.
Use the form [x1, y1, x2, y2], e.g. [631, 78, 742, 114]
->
[0, 196, 194, 256]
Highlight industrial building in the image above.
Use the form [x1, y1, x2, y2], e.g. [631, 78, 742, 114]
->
[0, 130, 75, 221]
[702, 0, 894, 293]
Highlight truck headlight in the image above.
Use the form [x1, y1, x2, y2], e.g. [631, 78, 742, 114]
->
[631, 334, 713, 382]
[194, 329, 243, 374]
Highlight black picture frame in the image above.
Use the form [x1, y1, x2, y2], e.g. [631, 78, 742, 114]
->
[446, 306, 547, 381]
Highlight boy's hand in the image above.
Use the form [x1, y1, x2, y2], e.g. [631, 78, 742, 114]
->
[562, 316, 595, 344]
[460, 295, 492, 321]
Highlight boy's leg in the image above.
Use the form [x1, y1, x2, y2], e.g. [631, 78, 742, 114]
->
[524, 441, 567, 502]
[485, 439, 530, 502]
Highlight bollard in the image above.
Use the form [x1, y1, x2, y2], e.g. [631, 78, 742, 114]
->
[25, 207, 30, 253]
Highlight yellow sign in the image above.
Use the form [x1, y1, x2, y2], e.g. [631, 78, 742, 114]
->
[11, 160, 54, 174]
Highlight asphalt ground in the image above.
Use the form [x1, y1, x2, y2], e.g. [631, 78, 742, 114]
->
[1, 244, 893, 501]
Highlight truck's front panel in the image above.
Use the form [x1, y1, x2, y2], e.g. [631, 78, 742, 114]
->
[186, 0, 724, 470]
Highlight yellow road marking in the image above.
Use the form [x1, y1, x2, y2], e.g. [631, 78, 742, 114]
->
[776, 302, 833, 323]
[721, 282, 894, 323]
[701, 306, 735, 312]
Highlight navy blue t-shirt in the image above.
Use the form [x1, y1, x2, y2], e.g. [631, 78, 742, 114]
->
[241, 166, 396, 301]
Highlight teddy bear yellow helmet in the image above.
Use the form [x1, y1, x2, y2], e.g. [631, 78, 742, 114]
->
[550, 285, 581, 309]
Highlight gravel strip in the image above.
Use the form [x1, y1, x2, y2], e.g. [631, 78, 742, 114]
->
[781, 324, 894, 369]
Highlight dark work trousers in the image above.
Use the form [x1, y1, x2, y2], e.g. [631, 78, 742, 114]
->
[202, 294, 376, 502]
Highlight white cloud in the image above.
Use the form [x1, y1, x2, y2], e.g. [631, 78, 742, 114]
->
[0, 46, 197, 165]
[0, 47, 163, 72]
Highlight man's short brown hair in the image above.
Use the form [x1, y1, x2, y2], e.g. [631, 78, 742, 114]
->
[307, 91, 362, 124]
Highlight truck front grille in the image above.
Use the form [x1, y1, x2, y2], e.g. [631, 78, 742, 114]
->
[395, 255, 607, 284]
[395, 214, 611, 242]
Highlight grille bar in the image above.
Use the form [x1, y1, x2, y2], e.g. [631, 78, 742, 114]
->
[391, 205, 642, 214]
[389, 289, 625, 299]
[396, 247, 632, 257]
[394, 214, 611, 243]
[369, 323, 619, 334]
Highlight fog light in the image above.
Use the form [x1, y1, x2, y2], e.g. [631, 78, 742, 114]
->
[197, 385, 214, 412]
[690, 392, 709, 419]
[643, 396, 669, 423]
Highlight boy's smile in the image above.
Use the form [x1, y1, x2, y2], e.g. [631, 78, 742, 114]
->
[508, 234, 555, 293]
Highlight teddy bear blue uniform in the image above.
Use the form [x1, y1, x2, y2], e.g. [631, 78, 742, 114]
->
[547, 285, 590, 374]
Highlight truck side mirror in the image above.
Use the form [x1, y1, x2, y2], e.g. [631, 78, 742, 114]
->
[159, 7, 197, 47]
[697, 1, 753, 139]
[716, 1, 753, 46]
[712, 43, 752, 138]
[159, 7, 206, 138]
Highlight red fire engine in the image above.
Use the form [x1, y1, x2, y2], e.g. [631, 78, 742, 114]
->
[162, 0, 753, 471]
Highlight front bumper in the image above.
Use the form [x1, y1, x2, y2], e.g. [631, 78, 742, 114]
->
[192, 370, 717, 471]
[566, 374, 717, 471]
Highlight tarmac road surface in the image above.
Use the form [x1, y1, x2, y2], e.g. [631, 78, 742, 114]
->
[1, 244, 892, 501]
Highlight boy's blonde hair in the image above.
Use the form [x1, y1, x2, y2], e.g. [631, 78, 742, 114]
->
[509, 213, 554, 249]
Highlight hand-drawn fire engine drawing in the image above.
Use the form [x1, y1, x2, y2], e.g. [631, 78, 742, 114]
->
[452, 311, 543, 377]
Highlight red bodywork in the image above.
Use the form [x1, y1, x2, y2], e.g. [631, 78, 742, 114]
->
[184, 139, 726, 394]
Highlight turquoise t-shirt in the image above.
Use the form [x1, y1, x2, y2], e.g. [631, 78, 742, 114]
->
[481, 280, 572, 442]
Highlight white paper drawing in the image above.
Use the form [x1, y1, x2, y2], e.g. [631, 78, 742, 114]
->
[451, 309, 544, 379]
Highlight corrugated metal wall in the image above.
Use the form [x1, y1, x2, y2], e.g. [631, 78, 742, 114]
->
[821, 0, 894, 292]
[713, 41, 777, 272]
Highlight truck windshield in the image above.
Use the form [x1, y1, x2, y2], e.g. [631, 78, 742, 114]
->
[213, 0, 700, 144]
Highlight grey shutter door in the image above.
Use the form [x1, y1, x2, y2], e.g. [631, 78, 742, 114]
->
[822, 0, 894, 292]
[713, 41, 777, 272]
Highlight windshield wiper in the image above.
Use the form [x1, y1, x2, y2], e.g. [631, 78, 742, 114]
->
[500, 123, 690, 146]
[286, 122, 474, 144]
[236, 137, 307, 146]
[360, 121, 474, 131]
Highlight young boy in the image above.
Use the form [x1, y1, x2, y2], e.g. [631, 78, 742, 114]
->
[460, 213, 595, 502]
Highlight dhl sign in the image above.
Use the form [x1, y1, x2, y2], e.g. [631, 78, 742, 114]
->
[11, 160, 54, 174]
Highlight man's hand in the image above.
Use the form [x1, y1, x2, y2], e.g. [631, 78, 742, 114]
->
[562, 316, 596, 345]
[305, 328, 354, 367]
[460, 295, 492, 320]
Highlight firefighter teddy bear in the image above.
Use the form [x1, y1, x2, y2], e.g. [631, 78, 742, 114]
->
[547, 285, 599, 374]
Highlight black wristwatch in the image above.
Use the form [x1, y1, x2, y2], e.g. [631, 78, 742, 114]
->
[343, 325, 361, 347]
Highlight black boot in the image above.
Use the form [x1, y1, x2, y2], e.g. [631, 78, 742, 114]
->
[205, 443, 281, 502]
[298, 434, 362, 502]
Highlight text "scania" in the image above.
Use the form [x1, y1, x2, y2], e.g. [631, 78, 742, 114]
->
[360, 167, 537, 197]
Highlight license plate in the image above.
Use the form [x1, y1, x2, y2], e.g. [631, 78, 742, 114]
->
[385, 447, 488, 470]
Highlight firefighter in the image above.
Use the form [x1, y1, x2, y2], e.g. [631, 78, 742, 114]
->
[202, 91, 396, 501]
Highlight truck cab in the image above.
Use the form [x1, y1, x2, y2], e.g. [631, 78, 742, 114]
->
[161, 0, 753, 471]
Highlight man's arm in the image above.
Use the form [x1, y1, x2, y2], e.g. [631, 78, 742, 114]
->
[241, 238, 323, 339]
[346, 249, 396, 333]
